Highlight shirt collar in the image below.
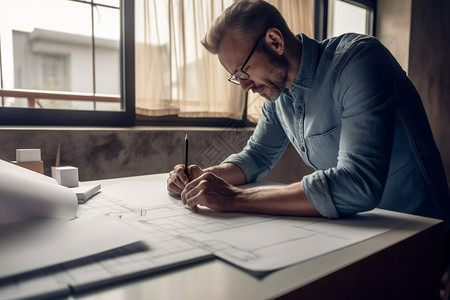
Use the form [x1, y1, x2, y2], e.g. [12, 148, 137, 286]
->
[289, 33, 319, 92]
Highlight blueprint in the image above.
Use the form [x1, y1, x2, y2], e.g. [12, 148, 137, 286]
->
[0, 179, 411, 299]
[80, 180, 410, 272]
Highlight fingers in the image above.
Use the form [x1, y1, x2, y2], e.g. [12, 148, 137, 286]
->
[167, 164, 209, 209]
[181, 183, 202, 210]
[175, 164, 190, 185]
[167, 178, 181, 197]
[167, 164, 189, 197]
[188, 165, 203, 180]
[182, 172, 214, 197]
[185, 191, 202, 212]
[181, 172, 217, 209]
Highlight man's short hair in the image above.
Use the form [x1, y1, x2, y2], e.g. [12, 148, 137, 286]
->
[201, 0, 292, 54]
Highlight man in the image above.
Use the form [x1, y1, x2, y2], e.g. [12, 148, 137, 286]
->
[167, 0, 450, 233]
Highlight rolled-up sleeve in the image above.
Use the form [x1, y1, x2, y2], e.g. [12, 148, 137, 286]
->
[302, 171, 340, 218]
[223, 100, 290, 183]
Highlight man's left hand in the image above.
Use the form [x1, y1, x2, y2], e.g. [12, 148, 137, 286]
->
[180, 172, 241, 212]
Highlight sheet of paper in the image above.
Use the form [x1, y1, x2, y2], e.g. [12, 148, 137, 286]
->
[99, 180, 282, 209]
[100, 180, 178, 207]
[0, 214, 144, 279]
[84, 180, 410, 273]
[185, 210, 409, 272]
[0, 159, 78, 224]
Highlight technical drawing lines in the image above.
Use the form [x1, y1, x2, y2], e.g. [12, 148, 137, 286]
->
[76, 193, 136, 217]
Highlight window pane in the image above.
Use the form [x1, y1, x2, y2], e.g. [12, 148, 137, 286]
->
[1, 0, 92, 92]
[329, 0, 370, 37]
[0, 0, 121, 111]
[93, 6, 120, 98]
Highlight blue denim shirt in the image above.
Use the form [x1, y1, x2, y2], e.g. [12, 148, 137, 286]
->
[224, 33, 450, 229]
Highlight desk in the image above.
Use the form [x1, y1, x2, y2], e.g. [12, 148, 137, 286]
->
[69, 174, 443, 300]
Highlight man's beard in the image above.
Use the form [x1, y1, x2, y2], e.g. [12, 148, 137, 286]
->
[256, 42, 290, 101]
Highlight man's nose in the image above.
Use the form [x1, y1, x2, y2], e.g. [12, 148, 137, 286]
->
[239, 79, 254, 93]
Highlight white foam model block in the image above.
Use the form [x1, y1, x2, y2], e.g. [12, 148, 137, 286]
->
[52, 166, 79, 188]
[16, 149, 41, 162]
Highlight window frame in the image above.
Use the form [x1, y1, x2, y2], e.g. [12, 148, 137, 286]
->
[0, 0, 135, 126]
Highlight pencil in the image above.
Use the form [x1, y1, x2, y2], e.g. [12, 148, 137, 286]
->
[184, 134, 189, 177]
[55, 142, 61, 167]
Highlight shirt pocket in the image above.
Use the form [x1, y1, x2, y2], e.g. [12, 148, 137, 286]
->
[305, 126, 341, 169]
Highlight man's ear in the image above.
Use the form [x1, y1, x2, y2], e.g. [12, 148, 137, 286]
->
[264, 27, 284, 55]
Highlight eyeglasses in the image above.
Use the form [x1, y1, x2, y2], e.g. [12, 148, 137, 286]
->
[227, 35, 265, 85]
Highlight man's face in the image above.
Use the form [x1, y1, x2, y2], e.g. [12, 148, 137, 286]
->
[218, 31, 290, 101]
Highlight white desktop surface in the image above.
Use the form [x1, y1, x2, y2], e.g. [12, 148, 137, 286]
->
[70, 173, 443, 300]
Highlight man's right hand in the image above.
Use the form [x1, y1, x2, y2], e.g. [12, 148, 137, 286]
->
[167, 164, 203, 197]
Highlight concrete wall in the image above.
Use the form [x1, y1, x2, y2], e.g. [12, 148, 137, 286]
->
[0, 127, 313, 184]
[376, 0, 412, 72]
[408, 0, 450, 184]
[377, 0, 450, 184]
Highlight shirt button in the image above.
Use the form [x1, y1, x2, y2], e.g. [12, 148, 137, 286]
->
[301, 146, 305, 152]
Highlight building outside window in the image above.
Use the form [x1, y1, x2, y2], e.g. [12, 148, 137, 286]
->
[40, 53, 70, 92]
[0, 0, 121, 113]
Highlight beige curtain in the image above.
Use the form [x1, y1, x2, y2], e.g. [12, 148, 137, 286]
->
[135, 0, 314, 121]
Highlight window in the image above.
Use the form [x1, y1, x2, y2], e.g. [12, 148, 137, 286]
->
[0, 0, 134, 125]
[0, 0, 315, 126]
[328, 0, 374, 37]
[315, 0, 376, 40]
